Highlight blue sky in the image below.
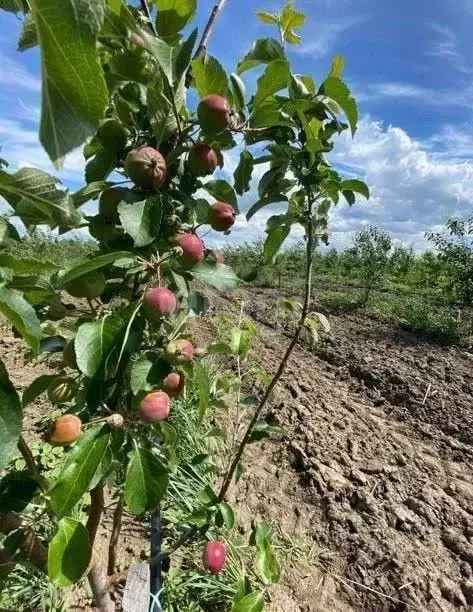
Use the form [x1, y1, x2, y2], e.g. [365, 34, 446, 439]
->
[1, 0, 473, 250]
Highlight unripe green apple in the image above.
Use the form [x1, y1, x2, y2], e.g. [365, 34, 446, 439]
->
[65, 270, 106, 299]
[48, 414, 82, 446]
[197, 95, 232, 134]
[48, 376, 78, 405]
[97, 118, 130, 152]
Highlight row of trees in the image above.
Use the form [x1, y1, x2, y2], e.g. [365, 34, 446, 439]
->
[227, 218, 473, 305]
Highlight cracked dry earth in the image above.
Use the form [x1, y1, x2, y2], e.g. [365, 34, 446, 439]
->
[3, 281, 473, 611]
[206, 286, 473, 612]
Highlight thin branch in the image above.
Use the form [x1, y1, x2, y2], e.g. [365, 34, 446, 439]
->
[107, 497, 124, 576]
[86, 486, 105, 548]
[217, 198, 314, 501]
[193, 0, 229, 62]
[18, 435, 41, 481]
[185, 0, 229, 86]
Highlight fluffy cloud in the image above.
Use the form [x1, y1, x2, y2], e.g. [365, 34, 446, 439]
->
[328, 118, 473, 249]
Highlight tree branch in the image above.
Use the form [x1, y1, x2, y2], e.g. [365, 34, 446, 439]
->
[107, 497, 124, 576]
[193, 0, 229, 62]
[86, 486, 105, 548]
[217, 197, 314, 500]
[18, 436, 41, 481]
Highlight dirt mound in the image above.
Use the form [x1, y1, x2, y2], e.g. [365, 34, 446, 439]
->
[210, 286, 473, 611]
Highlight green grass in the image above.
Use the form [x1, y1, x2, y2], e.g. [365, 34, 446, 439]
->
[9, 230, 96, 266]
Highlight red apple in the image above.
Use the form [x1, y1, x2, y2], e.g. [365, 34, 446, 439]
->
[188, 143, 218, 176]
[175, 233, 205, 267]
[197, 95, 232, 134]
[165, 339, 194, 364]
[162, 371, 184, 397]
[139, 391, 171, 423]
[48, 415, 82, 446]
[209, 202, 236, 232]
[124, 146, 167, 190]
[143, 287, 177, 317]
[203, 541, 226, 574]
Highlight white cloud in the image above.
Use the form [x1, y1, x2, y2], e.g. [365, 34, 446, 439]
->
[426, 24, 471, 74]
[357, 81, 473, 109]
[0, 53, 40, 92]
[291, 17, 363, 59]
[328, 118, 473, 250]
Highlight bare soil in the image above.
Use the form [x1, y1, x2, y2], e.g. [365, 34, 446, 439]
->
[3, 282, 473, 611]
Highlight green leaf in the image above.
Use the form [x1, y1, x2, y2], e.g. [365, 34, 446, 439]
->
[0, 0, 26, 12]
[231, 591, 265, 612]
[256, 11, 278, 25]
[230, 73, 246, 110]
[280, 1, 305, 45]
[297, 112, 321, 153]
[50, 426, 112, 517]
[85, 148, 116, 183]
[340, 179, 370, 199]
[237, 38, 284, 74]
[48, 518, 91, 587]
[75, 315, 124, 380]
[141, 28, 197, 89]
[194, 361, 210, 421]
[234, 151, 254, 196]
[0, 253, 58, 275]
[124, 446, 169, 515]
[191, 55, 228, 98]
[202, 180, 237, 209]
[246, 194, 287, 221]
[106, 0, 121, 13]
[263, 225, 290, 264]
[18, 12, 38, 50]
[129, 354, 171, 395]
[9, 276, 56, 306]
[249, 422, 283, 442]
[217, 501, 235, 529]
[118, 196, 163, 247]
[147, 74, 178, 145]
[155, 0, 196, 40]
[0, 168, 81, 230]
[58, 252, 133, 287]
[0, 471, 38, 512]
[0, 287, 42, 352]
[0, 359, 22, 471]
[22, 374, 57, 408]
[253, 60, 290, 110]
[30, 0, 108, 165]
[193, 263, 241, 292]
[320, 76, 358, 136]
[0, 217, 20, 245]
[330, 54, 345, 78]
[72, 181, 111, 207]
